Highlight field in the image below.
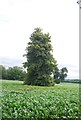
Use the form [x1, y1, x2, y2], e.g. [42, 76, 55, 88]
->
[1, 80, 80, 119]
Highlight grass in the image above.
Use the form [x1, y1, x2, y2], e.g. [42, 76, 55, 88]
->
[1, 80, 81, 119]
[1, 80, 79, 92]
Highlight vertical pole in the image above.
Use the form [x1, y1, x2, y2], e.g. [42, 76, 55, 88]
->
[79, 0, 81, 118]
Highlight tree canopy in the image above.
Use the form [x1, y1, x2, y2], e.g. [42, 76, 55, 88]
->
[0, 65, 26, 81]
[23, 28, 57, 86]
[54, 67, 68, 84]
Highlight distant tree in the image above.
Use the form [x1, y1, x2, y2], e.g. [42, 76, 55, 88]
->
[53, 67, 68, 84]
[60, 67, 68, 81]
[0, 65, 7, 79]
[53, 67, 61, 84]
[7, 66, 26, 80]
[23, 27, 57, 86]
[0, 65, 1, 79]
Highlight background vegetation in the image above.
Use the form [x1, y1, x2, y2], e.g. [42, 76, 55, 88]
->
[0, 65, 26, 81]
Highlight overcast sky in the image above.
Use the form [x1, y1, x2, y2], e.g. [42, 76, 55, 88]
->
[0, 0, 79, 79]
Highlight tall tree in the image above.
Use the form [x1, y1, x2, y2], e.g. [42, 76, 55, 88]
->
[60, 67, 68, 81]
[23, 28, 57, 86]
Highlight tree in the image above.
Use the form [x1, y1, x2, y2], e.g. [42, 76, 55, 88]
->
[23, 27, 57, 86]
[7, 66, 26, 80]
[60, 67, 68, 81]
[0, 65, 7, 79]
[53, 67, 61, 84]
[53, 67, 68, 84]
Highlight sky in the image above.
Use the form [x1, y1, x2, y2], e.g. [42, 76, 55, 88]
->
[0, 0, 79, 79]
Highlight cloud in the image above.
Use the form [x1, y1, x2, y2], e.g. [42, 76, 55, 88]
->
[0, 15, 11, 23]
[0, 57, 25, 68]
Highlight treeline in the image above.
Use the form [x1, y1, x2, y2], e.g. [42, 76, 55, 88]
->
[62, 79, 81, 84]
[0, 65, 68, 84]
[0, 65, 26, 81]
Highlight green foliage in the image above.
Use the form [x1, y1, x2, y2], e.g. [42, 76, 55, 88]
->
[0, 65, 2, 79]
[62, 79, 80, 83]
[53, 67, 60, 84]
[23, 27, 57, 86]
[54, 67, 68, 84]
[60, 67, 68, 81]
[7, 66, 26, 80]
[0, 65, 26, 81]
[2, 80, 80, 119]
[0, 65, 7, 79]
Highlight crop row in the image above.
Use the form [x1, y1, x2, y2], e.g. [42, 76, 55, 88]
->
[2, 89, 80, 119]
